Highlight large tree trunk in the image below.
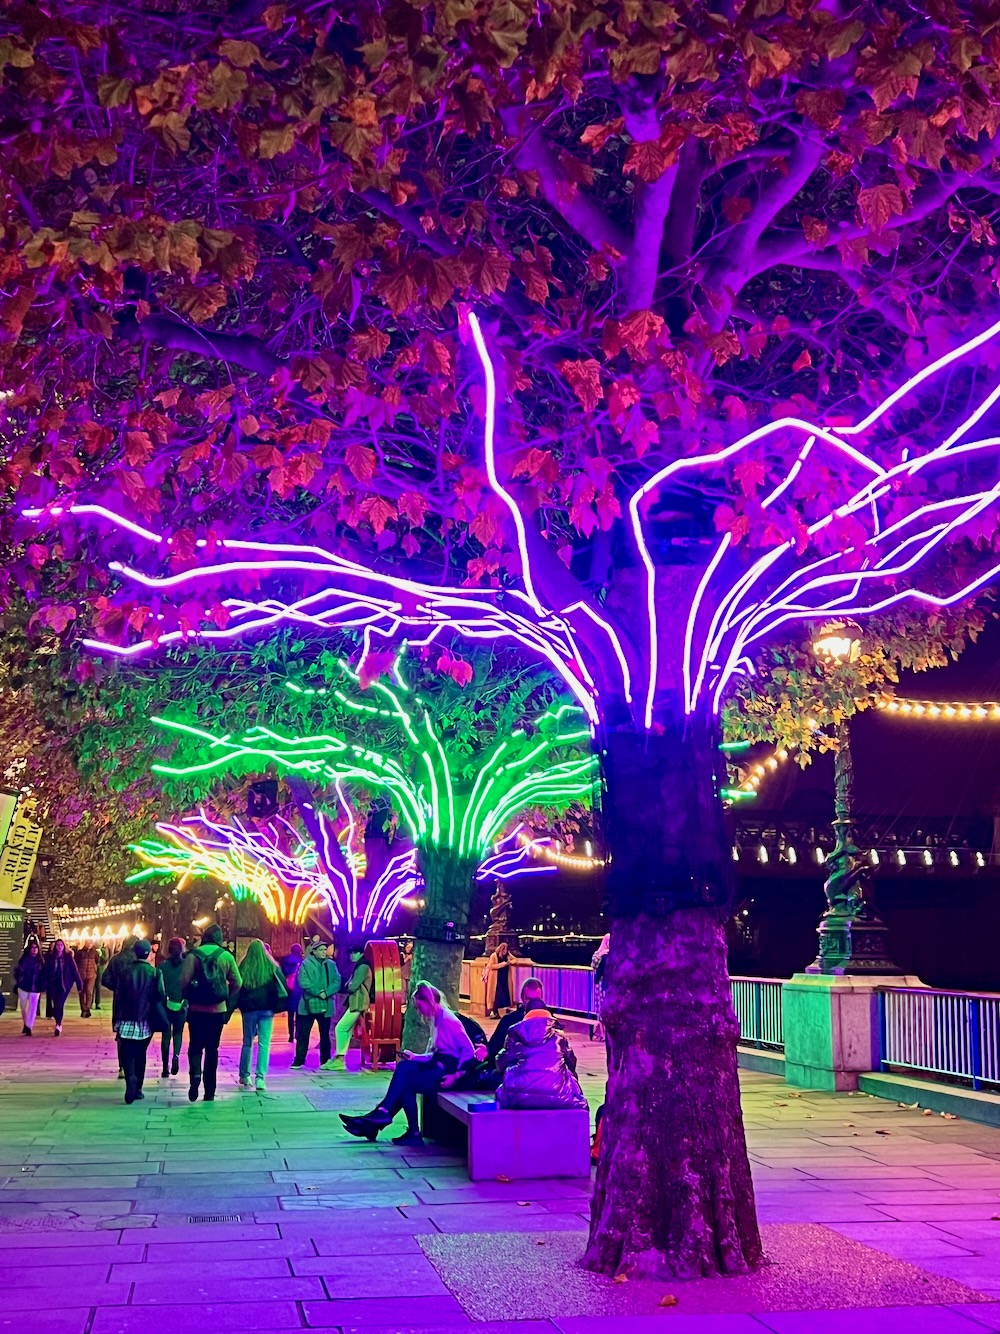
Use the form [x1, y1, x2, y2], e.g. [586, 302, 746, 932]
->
[402, 845, 477, 1050]
[584, 721, 762, 1280]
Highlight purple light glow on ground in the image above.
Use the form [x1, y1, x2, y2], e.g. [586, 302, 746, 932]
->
[1, 1012, 999, 1334]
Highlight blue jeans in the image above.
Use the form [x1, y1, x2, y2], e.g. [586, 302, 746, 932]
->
[240, 1010, 274, 1082]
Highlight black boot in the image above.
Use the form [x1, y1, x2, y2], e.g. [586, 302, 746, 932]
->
[340, 1115, 383, 1141]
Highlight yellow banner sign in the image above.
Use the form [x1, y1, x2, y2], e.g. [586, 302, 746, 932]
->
[0, 809, 43, 907]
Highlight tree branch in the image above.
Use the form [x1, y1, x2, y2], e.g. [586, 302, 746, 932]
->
[500, 107, 630, 260]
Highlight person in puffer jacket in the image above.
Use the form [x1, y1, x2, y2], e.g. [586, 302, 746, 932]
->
[495, 1003, 587, 1110]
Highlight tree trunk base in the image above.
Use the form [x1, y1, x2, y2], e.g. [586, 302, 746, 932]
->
[584, 907, 763, 1281]
[401, 936, 465, 1050]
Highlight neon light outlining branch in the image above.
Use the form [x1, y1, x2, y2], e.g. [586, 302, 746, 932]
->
[475, 825, 558, 883]
[26, 312, 1000, 725]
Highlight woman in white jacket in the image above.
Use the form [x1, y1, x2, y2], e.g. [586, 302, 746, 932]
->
[339, 981, 474, 1146]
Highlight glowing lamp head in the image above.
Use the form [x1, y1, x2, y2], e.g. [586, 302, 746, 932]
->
[812, 620, 862, 664]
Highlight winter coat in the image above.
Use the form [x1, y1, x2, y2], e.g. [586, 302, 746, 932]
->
[14, 954, 44, 993]
[178, 943, 242, 1014]
[158, 955, 187, 1012]
[77, 946, 99, 983]
[102, 944, 138, 1027]
[116, 961, 166, 1030]
[43, 952, 83, 1001]
[237, 964, 288, 1014]
[344, 960, 372, 1014]
[484, 950, 511, 1013]
[496, 1008, 587, 1110]
[296, 953, 341, 1018]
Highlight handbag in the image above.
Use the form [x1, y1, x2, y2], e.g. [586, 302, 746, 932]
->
[150, 997, 172, 1034]
[304, 994, 328, 1016]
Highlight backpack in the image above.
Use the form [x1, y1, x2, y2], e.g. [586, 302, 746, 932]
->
[184, 946, 231, 1006]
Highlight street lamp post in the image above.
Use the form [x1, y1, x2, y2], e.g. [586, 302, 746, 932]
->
[806, 624, 902, 975]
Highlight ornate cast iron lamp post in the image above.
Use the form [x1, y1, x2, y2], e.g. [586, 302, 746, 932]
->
[806, 623, 902, 975]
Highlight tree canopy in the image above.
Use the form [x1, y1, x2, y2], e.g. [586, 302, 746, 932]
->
[5, 0, 1000, 662]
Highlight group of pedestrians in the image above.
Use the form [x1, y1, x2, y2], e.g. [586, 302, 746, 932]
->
[14, 938, 89, 1036]
[13, 931, 586, 1150]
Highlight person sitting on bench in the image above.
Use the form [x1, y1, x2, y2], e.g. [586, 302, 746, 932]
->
[339, 980, 474, 1147]
[486, 975, 546, 1068]
[496, 1001, 587, 1110]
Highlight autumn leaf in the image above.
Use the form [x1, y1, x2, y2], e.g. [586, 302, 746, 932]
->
[361, 495, 397, 535]
[124, 430, 154, 466]
[218, 39, 263, 68]
[398, 491, 429, 527]
[802, 216, 830, 249]
[623, 140, 669, 182]
[473, 247, 511, 297]
[858, 183, 906, 233]
[558, 358, 604, 413]
[792, 348, 813, 372]
[97, 76, 134, 109]
[259, 123, 298, 159]
[345, 444, 377, 482]
[348, 327, 391, 362]
[374, 266, 419, 316]
[604, 310, 665, 361]
[470, 508, 499, 548]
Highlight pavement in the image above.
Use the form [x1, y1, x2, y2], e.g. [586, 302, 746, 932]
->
[1, 1006, 1000, 1334]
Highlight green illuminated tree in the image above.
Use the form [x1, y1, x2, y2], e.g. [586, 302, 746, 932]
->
[148, 648, 595, 1035]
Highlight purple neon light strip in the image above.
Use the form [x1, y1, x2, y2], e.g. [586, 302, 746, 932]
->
[467, 312, 543, 613]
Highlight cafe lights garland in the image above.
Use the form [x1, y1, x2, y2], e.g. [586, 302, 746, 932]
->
[25, 313, 1000, 729]
[877, 697, 1000, 721]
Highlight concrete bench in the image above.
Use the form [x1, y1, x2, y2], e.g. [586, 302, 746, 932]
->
[423, 1090, 592, 1181]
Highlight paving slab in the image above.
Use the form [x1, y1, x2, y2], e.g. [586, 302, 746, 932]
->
[7, 1011, 1000, 1334]
[90, 1303, 305, 1333]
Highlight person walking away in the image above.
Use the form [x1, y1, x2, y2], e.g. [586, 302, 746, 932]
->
[180, 923, 241, 1103]
[94, 943, 108, 1011]
[42, 940, 82, 1036]
[280, 943, 304, 1044]
[115, 939, 167, 1104]
[102, 942, 138, 1078]
[484, 941, 512, 1018]
[77, 943, 98, 1017]
[291, 941, 340, 1071]
[495, 1001, 587, 1110]
[330, 945, 372, 1070]
[158, 937, 187, 1077]
[14, 940, 44, 1035]
[236, 940, 288, 1091]
[340, 981, 475, 1147]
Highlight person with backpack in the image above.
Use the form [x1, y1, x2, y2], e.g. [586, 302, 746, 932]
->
[236, 939, 288, 1091]
[290, 941, 340, 1071]
[179, 923, 241, 1102]
[158, 937, 187, 1078]
[115, 938, 168, 1105]
[330, 945, 372, 1071]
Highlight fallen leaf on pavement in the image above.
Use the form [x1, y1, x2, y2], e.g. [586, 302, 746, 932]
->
[659, 1295, 678, 1307]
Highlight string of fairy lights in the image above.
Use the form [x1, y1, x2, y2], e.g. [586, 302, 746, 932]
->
[878, 697, 1000, 720]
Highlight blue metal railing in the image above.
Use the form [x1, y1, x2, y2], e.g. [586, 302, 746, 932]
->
[878, 986, 1000, 1090]
[461, 960, 786, 1049]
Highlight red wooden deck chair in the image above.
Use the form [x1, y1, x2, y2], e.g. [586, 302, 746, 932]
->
[359, 939, 403, 1070]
